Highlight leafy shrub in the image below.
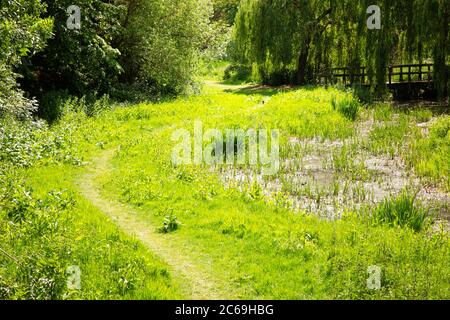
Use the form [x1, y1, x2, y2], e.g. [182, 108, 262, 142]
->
[371, 191, 432, 232]
[158, 210, 180, 234]
[0, 119, 80, 167]
[38, 90, 71, 123]
[224, 64, 252, 83]
[0, 171, 75, 299]
[409, 108, 433, 123]
[0, 65, 38, 120]
[22, 0, 123, 98]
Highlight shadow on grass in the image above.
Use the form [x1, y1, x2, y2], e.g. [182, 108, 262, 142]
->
[393, 99, 450, 116]
[223, 83, 321, 97]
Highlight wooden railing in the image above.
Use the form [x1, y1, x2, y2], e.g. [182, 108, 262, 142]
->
[387, 63, 433, 84]
[333, 66, 368, 84]
[331, 63, 434, 85]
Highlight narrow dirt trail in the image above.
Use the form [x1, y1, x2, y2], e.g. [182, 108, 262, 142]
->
[78, 149, 233, 300]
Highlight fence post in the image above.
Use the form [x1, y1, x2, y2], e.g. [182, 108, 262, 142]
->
[388, 66, 392, 85]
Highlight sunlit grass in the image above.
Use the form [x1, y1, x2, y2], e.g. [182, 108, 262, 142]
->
[1, 83, 449, 299]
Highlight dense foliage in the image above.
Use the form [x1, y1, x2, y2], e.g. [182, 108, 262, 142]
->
[0, 0, 53, 118]
[117, 0, 211, 95]
[234, 0, 449, 97]
[1, 68, 449, 300]
[0, 0, 215, 120]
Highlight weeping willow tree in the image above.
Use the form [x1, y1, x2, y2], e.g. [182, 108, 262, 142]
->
[424, 0, 449, 98]
[234, 0, 345, 84]
[365, 0, 450, 97]
[234, 0, 449, 97]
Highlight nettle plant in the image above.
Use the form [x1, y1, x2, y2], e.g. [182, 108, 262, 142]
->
[0, 171, 76, 299]
[158, 208, 180, 234]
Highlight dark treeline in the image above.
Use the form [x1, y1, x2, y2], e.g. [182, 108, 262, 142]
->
[233, 0, 449, 97]
[1, 0, 227, 121]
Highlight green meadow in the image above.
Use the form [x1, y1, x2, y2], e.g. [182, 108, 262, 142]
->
[1, 81, 449, 299]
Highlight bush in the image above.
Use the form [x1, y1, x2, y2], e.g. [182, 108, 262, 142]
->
[409, 116, 450, 191]
[371, 191, 433, 232]
[0, 118, 80, 167]
[21, 0, 123, 98]
[409, 108, 433, 123]
[158, 210, 180, 234]
[118, 0, 211, 95]
[223, 64, 252, 83]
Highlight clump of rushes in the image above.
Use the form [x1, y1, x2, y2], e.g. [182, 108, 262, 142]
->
[371, 190, 433, 232]
[332, 96, 360, 121]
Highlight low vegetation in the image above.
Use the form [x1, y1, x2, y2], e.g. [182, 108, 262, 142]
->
[371, 191, 432, 232]
[1, 0, 448, 302]
[409, 116, 450, 191]
[0, 118, 180, 299]
[2, 81, 447, 299]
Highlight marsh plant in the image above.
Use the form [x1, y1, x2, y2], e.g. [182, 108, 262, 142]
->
[332, 96, 360, 121]
[371, 190, 433, 232]
[171, 121, 280, 175]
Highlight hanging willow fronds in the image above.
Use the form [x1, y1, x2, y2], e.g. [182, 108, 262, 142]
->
[233, 0, 449, 97]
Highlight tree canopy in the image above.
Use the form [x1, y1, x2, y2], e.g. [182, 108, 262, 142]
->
[234, 0, 449, 96]
[0, 0, 53, 118]
[1, 0, 214, 119]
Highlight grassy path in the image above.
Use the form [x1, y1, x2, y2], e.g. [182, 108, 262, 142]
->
[78, 149, 234, 300]
[70, 82, 449, 299]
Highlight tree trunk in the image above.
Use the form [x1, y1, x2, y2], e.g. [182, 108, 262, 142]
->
[296, 44, 310, 85]
[435, 3, 449, 99]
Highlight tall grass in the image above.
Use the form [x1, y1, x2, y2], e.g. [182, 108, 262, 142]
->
[100, 89, 450, 299]
[371, 191, 432, 232]
[2, 83, 449, 300]
[409, 116, 450, 191]
[332, 96, 360, 121]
